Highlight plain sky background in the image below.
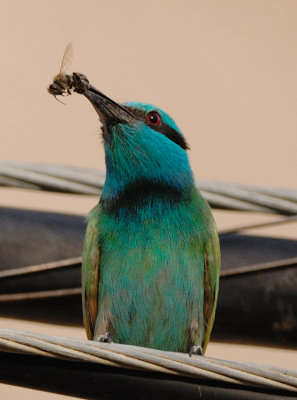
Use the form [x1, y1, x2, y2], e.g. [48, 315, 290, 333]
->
[0, 1, 296, 398]
[1, 0, 296, 189]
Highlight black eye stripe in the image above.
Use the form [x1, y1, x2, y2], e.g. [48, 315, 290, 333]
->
[124, 106, 189, 150]
[153, 124, 189, 150]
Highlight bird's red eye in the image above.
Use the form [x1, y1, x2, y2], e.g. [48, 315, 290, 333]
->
[146, 111, 162, 126]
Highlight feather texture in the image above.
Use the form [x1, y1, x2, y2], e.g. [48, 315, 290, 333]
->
[82, 101, 220, 353]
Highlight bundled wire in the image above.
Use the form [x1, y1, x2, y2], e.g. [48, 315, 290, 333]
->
[1, 160, 297, 214]
[0, 328, 296, 393]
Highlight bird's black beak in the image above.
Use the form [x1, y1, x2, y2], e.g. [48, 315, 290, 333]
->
[72, 73, 136, 128]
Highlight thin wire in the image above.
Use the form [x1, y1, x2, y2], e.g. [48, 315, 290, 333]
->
[0, 257, 82, 279]
[220, 256, 297, 278]
[0, 287, 81, 302]
[219, 215, 297, 236]
[1, 254, 296, 302]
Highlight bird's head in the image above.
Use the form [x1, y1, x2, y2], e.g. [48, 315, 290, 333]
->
[83, 86, 194, 199]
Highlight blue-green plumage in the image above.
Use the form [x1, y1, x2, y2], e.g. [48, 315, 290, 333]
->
[81, 90, 220, 354]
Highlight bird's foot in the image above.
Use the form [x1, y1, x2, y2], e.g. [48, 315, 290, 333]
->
[189, 345, 203, 357]
[98, 332, 113, 343]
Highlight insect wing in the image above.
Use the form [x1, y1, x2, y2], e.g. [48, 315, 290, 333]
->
[59, 42, 73, 75]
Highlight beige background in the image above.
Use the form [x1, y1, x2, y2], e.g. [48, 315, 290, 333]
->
[0, 1, 296, 398]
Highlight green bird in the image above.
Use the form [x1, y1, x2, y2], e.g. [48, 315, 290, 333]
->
[81, 81, 220, 355]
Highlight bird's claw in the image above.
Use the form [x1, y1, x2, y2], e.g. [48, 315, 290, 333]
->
[98, 332, 113, 343]
[189, 345, 203, 357]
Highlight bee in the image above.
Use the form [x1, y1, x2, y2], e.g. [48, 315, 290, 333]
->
[48, 42, 74, 103]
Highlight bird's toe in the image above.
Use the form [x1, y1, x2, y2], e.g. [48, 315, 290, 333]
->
[97, 332, 113, 343]
[189, 345, 203, 357]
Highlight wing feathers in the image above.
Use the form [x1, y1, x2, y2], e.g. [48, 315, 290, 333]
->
[82, 205, 100, 339]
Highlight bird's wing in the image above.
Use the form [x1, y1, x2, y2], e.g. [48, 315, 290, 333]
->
[81, 204, 100, 340]
[202, 219, 221, 352]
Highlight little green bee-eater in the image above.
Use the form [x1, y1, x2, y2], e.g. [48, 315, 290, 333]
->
[81, 82, 220, 355]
